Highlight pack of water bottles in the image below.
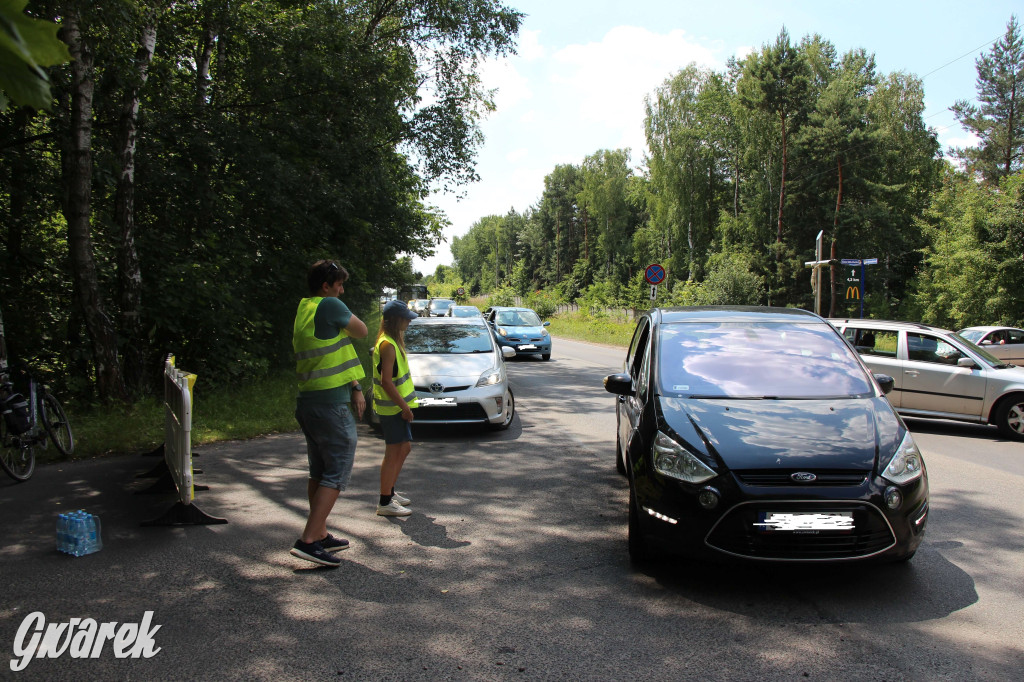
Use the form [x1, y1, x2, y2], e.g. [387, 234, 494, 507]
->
[56, 510, 102, 557]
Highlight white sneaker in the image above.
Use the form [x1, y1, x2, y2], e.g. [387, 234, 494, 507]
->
[392, 491, 411, 506]
[377, 500, 412, 517]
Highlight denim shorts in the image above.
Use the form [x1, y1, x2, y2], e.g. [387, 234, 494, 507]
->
[379, 413, 413, 445]
[294, 402, 357, 490]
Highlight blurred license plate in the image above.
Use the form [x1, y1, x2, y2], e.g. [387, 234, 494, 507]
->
[518, 344, 537, 350]
[418, 397, 456, 407]
[754, 511, 853, 533]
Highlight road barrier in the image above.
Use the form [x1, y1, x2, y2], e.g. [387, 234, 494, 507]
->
[139, 355, 226, 526]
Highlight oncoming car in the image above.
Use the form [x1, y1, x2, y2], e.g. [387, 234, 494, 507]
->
[957, 326, 1024, 365]
[370, 317, 515, 430]
[484, 306, 552, 360]
[831, 318, 1024, 440]
[408, 299, 430, 316]
[426, 298, 455, 317]
[604, 307, 928, 565]
[446, 305, 483, 318]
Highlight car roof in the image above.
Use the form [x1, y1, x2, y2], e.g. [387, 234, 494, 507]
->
[959, 325, 1019, 333]
[410, 316, 487, 326]
[452, 305, 478, 309]
[827, 318, 956, 335]
[490, 306, 535, 313]
[654, 306, 820, 324]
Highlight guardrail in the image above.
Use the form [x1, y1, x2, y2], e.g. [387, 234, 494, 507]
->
[138, 356, 226, 526]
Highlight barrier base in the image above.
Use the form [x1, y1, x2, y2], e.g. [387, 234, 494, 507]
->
[141, 501, 227, 527]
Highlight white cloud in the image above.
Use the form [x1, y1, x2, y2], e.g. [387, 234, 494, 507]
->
[517, 29, 546, 61]
[506, 148, 529, 163]
[480, 58, 532, 111]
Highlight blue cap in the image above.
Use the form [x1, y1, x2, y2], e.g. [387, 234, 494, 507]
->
[383, 299, 419, 320]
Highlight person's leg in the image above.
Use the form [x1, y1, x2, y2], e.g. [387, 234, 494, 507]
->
[379, 441, 411, 495]
[307, 478, 319, 507]
[301, 484, 341, 544]
[297, 403, 356, 539]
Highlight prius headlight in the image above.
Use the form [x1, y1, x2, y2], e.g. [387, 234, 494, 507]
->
[652, 431, 717, 484]
[881, 432, 924, 485]
[496, 327, 509, 337]
[476, 367, 504, 387]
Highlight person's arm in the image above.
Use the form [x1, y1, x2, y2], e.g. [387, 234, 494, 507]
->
[350, 380, 365, 419]
[380, 341, 414, 422]
[345, 314, 367, 339]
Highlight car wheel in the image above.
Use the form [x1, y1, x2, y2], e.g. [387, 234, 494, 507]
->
[994, 394, 1024, 440]
[628, 477, 656, 565]
[489, 390, 515, 431]
[541, 353, 551, 361]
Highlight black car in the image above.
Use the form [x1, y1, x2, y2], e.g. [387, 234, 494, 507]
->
[603, 307, 928, 565]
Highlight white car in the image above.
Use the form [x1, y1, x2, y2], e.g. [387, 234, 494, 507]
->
[830, 318, 1024, 440]
[958, 326, 1024, 365]
[370, 317, 515, 430]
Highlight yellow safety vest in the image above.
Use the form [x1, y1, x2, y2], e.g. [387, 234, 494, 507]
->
[293, 297, 365, 392]
[373, 333, 419, 415]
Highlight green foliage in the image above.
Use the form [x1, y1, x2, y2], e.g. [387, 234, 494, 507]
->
[0, 1, 70, 111]
[547, 311, 634, 346]
[524, 288, 561, 318]
[485, 285, 517, 307]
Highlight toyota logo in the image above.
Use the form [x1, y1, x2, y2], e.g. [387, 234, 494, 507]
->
[429, 382, 444, 394]
[791, 472, 817, 483]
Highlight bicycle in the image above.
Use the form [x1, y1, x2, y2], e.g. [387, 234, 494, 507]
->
[0, 367, 75, 482]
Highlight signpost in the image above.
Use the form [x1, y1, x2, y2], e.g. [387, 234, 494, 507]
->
[839, 258, 878, 318]
[645, 263, 665, 302]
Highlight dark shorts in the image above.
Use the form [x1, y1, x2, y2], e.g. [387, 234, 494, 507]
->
[294, 403, 357, 490]
[379, 413, 413, 445]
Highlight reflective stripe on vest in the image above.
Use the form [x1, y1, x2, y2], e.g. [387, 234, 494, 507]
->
[373, 333, 419, 415]
[293, 297, 365, 392]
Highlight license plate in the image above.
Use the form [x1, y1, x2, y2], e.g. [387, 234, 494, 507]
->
[418, 397, 456, 407]
[754, 511, 854, 533]
[518, 344, 537, 350]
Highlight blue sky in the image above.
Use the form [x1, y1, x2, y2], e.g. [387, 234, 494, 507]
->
[415, 0, 1021, 275]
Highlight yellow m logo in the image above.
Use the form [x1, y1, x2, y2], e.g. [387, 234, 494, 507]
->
[846, 286, 860, 300]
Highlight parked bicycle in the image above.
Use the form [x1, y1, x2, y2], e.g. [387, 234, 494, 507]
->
[0, 367, 75, 482]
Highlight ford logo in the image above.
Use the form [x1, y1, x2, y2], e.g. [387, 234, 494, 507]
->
[429, 382, 444, 394]
[791, 472, 817, 483]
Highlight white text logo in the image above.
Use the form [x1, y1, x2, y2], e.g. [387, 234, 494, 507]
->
[10, 611, 161, 672]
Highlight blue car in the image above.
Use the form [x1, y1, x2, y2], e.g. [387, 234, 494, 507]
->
[484, 306, 552, 360]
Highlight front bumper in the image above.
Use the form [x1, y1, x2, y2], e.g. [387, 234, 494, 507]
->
[494, 336, 551, 356]
[411, 382, 511, 426]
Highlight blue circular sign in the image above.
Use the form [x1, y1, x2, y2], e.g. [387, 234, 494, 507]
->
[644, 264, 665, 285]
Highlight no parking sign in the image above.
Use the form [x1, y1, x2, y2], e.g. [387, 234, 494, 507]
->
[645, 264, 665, 300]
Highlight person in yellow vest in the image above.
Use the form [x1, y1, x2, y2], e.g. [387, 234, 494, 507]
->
[373, 300, 420, 516]
[289, 260, 367, 567]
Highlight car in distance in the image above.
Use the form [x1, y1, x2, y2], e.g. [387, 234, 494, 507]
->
[604, 307, 927, 565]
[446, 305, 483, 318]
[369, 317, 515, 430]
[408, 299, 430, 316]
[830, 318, 1024, 440]
[957, 326, 1024, 365]
[484, 306, 552, 360]
[426, 298, 455, 317]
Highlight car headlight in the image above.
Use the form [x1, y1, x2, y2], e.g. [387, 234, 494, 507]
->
[496, 327, 508, 337]
[881, 431, 924, 485]
[476, 367, 504, 387]
[541, 329, 549, 337]
[652, 431, 717, 484]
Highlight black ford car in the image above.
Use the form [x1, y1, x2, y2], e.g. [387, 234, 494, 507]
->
[603, 307, 928, 564]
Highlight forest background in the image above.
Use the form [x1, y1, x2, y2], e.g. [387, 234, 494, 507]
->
[0, 2, 1022, 415]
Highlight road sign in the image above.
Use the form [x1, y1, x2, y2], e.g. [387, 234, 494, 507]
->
[650, 285, 657, 301]
[456, 287, 465, 296]
[840, 258, 862, 266]
[644, 264, 665, 286]
[863, 258, 878, 265]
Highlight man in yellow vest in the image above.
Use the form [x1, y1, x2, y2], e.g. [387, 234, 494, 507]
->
[290, 260, 367, 567]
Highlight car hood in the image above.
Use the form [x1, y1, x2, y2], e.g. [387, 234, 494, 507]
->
[499, 325, 545, 336]
[658, 396, 903, 471]
[407, 353, 497, 381]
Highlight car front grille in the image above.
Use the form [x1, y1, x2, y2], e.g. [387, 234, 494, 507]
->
[414, 402, 489, 422]
[705, 501, 896, 560]
[734, 470, 869, 486]
[414, 385, 471, 393]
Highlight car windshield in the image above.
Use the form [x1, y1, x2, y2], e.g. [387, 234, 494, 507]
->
[452, 307, 479, 317]
[957, 329, 983, 343]
[658, 321, 874, 399]
[406, 324, 493, 354]
[430, 299, 453, 312]
[495, 310, 541, 326]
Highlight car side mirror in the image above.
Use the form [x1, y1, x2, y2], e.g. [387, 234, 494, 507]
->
[543, 321, 550, 327]
[501, 347, 515, 359]
[603, 372, 633, 396]
[873, 373, 895, 395]
[957, 357, 977, 369]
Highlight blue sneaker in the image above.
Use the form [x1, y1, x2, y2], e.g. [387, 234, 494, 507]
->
[290, 539, 341, 566]
[319, 533, 350, 552]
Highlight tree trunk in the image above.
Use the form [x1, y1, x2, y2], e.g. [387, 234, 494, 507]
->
[777, 110, 787, 250]
[61, 9, 126, 402]
[115, 17, 158, 396]
[829, 157, 843, 318]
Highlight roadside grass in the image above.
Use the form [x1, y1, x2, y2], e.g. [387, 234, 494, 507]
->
[52, 308, 631, 462]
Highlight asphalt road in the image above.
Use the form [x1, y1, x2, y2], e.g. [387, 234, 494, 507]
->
[1, 337, 1022, 680]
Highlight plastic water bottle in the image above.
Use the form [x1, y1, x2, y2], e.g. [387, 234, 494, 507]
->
[57, 510, 102, 556]
[56, 514, 68, 553]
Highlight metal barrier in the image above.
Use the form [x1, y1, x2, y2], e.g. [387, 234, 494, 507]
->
[139, 356, 226, 526]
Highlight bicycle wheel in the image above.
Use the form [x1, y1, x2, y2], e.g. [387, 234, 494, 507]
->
[0, 419, 35, 481]
[41, 392, 75, 456]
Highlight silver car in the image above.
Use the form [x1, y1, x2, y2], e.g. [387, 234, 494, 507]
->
[958, 326, 1024, 365]
[371, 317, 515, 430]
[830, 318, 1024, 440]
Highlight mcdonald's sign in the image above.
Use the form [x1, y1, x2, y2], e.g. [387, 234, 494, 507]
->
[846, 286, 860, 300]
